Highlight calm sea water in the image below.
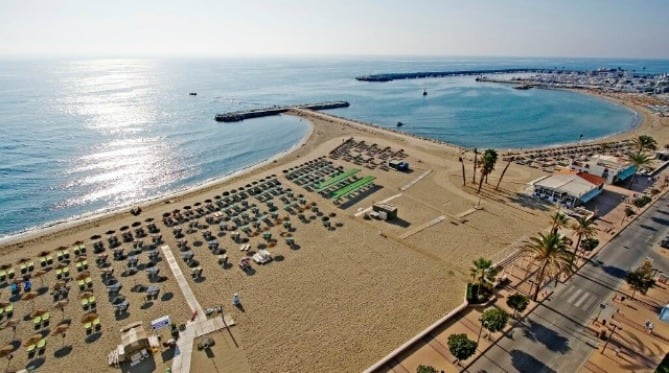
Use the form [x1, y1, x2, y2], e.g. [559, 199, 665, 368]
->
[1, 56, 668, 237]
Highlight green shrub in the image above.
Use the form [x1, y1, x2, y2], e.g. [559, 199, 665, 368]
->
[580, 238, 600, 251]
[633, 195, 652, 207]
[447, 333, 478, 364]
[506, 294, 530, 317]
[416, 365, 438, 373]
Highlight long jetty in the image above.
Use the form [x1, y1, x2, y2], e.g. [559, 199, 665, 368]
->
[215, 101, 350, 122]
[355, 68, 560, 82]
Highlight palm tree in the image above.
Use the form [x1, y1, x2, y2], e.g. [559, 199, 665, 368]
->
[633, 135, 657, 153]
[571, 216, 596, 257]
[628, 151, 650, 183]
[469, 257, 498, 298]
[477, 149, 498, 193]
[550, 211, 569, 235]
[495, 157, 513, 191]
[521, 232, 575, 301]
[472, 148, 478, 184]
[458, 156, 466, 187]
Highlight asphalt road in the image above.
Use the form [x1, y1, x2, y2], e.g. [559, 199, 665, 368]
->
[465, 192, 669, 373]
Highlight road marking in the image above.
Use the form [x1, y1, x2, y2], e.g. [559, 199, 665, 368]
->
[567, 288, 583, 304]
[580, 296, 597, 311]
[573, 292, 591, 308]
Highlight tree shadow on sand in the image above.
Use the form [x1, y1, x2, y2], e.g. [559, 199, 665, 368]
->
[508, 193, 552, 212]
[521, 318, 570, 353]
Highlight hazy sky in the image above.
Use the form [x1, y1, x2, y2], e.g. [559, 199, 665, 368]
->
[1, 0, 668, 58]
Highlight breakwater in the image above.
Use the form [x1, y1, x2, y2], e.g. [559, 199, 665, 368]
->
[215, 101, 350, 122]
[355, 68, 558, 82]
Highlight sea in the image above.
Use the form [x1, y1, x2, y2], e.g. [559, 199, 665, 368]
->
[1, 56, 668, 238]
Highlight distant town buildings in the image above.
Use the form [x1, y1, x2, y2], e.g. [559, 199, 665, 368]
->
[503, 69, 669, 94]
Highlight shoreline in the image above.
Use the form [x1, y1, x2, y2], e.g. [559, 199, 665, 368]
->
[0, 89, 657, 248]
[0, 119, 314, 248]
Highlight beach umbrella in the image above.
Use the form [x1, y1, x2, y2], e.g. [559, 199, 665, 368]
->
[145, 217, 154, 223]
[53, 300, 68, 318]
[23, 334, 42, 347]
[30, 309, 46, 319]
[52, 280, 67, 290]
[80, 312, 98, 324]
[184, 206, 192, 210]
[205, 199, 212, 203]
[51, 322, 71, 345]
[105, 230, 115, 235]
[75, 271, 90, 281]
[0, 344, 14, 355]
[132, 221, 142, 227]
[2, 319, 18, 329]
[162, 212, 171, 217]
[90, 234, 101, 240]
[120, 226, 129, 231]
[32, 270, 47, 285]
[21, 291, 39, 311]
[194, 202, 201, 207]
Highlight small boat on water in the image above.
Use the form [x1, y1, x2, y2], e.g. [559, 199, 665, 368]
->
[513, 85, 533, 90]
[396, 121, 404, 127]
[422, 90, 427, 96]
[189, 92, 197, 96]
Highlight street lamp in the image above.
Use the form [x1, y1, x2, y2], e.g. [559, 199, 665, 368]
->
[527, 279, 536, 298]
[601, 322, 621, 354]
[477, 318, 489, 345]
[593, 303, 607, 324]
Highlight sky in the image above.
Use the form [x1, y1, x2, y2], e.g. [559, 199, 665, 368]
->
[1, 0, 668, 59]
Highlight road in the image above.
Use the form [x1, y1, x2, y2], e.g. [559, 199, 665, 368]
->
[465, 192, 669, 373]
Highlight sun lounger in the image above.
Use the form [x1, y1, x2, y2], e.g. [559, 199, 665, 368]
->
[37, 338, 46, 352]
[93, 317, 101, 331]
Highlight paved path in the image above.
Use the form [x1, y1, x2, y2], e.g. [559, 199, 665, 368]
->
[160, 244, 205, 319]
[398, 215, 445, 239]
[400, 169, 432, 191]
[160, 244, 210, 373]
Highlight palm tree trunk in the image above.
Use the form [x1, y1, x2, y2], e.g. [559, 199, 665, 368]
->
[533, 262, 549, 301]
[573, 233, 582, 258]
[459, 157, 466, 186]
[495, 160, 512, 190]
[472, 148, 478, 184]
[477, 172, 486, 194]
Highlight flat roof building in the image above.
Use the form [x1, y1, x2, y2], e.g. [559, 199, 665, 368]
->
[532, 173, 604, 208]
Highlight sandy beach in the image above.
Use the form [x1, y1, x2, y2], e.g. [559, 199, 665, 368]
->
[0, 89, 667, 373]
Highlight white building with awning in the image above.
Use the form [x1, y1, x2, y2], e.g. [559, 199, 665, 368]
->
[532, 173, 603, 207]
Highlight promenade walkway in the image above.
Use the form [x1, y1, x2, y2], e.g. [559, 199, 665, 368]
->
[160, 244, 230, 373]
